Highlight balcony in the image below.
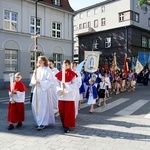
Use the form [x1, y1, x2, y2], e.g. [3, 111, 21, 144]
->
[75, 27, 94, 36]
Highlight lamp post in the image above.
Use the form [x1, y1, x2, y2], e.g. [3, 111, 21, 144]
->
[32, 0, 43, 116]
[34, 0, 43, 61]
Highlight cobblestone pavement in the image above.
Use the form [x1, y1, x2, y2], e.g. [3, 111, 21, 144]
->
[0, 85, 150, 150]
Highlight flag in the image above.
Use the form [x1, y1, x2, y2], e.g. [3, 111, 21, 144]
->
[84, 51, 100, 73]
[135, 59, 144, 74]
[111, 53, 120, 71]
[123, 53, 129, 74]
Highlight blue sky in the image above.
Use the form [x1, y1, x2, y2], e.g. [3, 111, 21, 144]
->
[69, 0, 105, 10]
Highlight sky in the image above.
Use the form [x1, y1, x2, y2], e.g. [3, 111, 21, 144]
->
[69, 0, 105, 11]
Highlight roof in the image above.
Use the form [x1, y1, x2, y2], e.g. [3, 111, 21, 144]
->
[40, 0, 74, 12]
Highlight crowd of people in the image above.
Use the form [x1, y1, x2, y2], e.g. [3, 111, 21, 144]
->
[7, 56, 149, 133]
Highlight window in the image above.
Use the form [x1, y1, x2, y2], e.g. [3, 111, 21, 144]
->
[148, 18, 150, 27]
[30, 17, 41, 34]
[79, 24, 82, 29]
[30, 51, 42, 71]
[92, 39, 99, 49]
[87, 10, 90, 17]
[142, 37, 147, 48]
[101, 18, 106, 26]
[83, 23, 87, 28]
[94, 20, 98, 28]
[94, 8, 98, 15]
[134, 13, 139, 22]
[119, 13, 124, 22]
[88, 21, 91, 27]
[52, 22, 61, 38]
[53, 0, 60, 5]
[105, 37, 111, 48]
[53, 53, 62, 70]
[4, 10, 18, 31]
[5, 50, 18, 71]
[101, 6, 105, 13]
[148, 39, 150, 48]
[79, 13, 83, 19]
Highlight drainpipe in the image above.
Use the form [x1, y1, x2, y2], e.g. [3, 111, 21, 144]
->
[71, 13, 74, 62]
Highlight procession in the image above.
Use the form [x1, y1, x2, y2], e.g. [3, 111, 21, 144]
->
[7, 52, 150, 134]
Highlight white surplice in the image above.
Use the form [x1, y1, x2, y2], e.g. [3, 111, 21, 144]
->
[50, 67, 59, 113]
[31, 66, 55, 126]
[74, 71, 82, 117]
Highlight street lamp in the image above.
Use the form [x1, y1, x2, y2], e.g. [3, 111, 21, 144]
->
[31, 0, 43, 68]
[32, 0, 43, 116]
[35, 0, 43, 54]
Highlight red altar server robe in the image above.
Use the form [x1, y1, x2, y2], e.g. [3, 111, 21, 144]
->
[8, 81, 27, 123]
[55, 69, 77, 127]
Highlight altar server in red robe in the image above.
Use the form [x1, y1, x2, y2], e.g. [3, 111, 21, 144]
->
[55, 59, 78, 133]
[7, 72, 27, 130]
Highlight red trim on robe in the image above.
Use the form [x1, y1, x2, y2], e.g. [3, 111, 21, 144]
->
[55, 69, 78, 82]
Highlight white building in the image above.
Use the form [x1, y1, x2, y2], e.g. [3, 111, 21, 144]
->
[74, 0, 150, 69]
[0, 0, 74, 89]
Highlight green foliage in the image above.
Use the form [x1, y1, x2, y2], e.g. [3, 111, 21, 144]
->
[138, 0, 147, 6]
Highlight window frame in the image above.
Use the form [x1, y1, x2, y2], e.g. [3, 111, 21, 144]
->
[92, 39, 99, 49]
[148, 38, 150, 49]
[87, 21, 91, 27]
[52, 22, 61, 38]
[4, 49, 18, 72]
[105, 37, 111, 48]
[94, 19, 98, 28]
[30, 16, 41, 34]
[53, 53, 62, 70]
[4, 10, 18, 31]
[101, 6, 105, 13]
[142, 36, 147, 48]
[53, 0, 60, 6]
[101, 18, 106, 26]
[119, 13, 124, 22]
[30, 51, 43, 71]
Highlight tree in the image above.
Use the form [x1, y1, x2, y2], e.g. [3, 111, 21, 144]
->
[138, 0, 149, 6]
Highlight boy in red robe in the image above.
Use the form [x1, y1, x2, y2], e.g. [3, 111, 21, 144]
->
[7, 72, 27, 130]
[55, 59, 78, 133]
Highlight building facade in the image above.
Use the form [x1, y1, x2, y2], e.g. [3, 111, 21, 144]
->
[74, 0, 150, 69]
[0, 0, 74, 89]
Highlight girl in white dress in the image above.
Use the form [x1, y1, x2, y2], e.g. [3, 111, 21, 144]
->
[85, 78, 98, 113]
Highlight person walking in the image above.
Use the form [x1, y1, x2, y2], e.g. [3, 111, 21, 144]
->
[7, 72, 27, 130]
[85, 78, 98, 113]
[48, 59, 59, 117]
[55, 59, 78, 133]
[31, 56, 55, 130]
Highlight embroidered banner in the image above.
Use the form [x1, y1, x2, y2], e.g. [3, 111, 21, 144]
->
[84, 51, 100, 73]
[135, 59, 144, 74]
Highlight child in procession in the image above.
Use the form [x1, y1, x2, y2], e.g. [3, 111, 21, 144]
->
[85, 78, 98, 113]
[97, 77, 107, 107]
[7, 72, 27, 130]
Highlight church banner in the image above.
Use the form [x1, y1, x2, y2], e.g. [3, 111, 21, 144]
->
[135, 59, 144, 74]
[84, 51, 100, 73]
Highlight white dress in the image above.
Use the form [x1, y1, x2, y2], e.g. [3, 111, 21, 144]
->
[31, 66, 55, 126]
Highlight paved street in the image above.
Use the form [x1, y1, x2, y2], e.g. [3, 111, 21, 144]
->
[0, 85, 150, 150]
